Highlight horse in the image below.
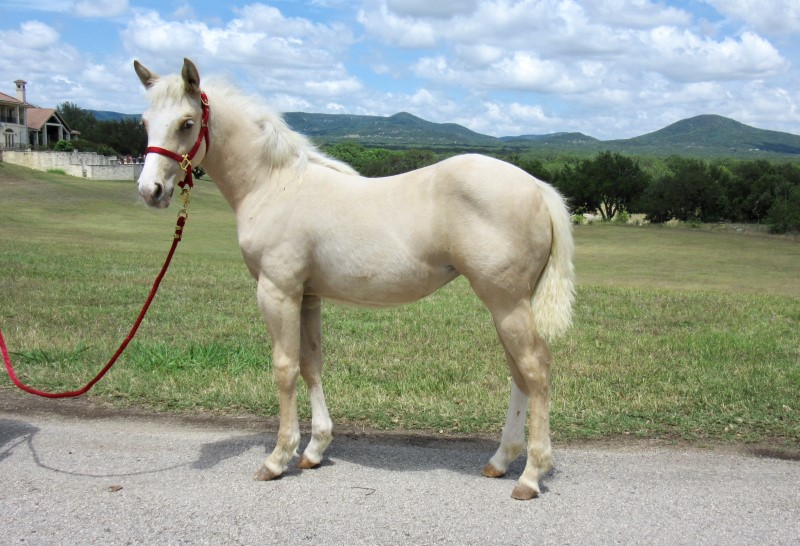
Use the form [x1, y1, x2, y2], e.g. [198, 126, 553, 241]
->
[133, 58, 575, 500]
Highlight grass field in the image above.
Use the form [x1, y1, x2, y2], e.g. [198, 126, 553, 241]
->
[1, 162, 798, 446]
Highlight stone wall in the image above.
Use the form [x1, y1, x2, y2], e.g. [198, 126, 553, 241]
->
[1, 150, 142, 181]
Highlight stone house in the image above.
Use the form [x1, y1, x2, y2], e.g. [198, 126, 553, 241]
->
[0, 79, 76, 149]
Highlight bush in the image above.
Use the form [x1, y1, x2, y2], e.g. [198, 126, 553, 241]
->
[53, 140, 73, 152]
[613, 210, 631, 224]
[96, 145, 117, 156]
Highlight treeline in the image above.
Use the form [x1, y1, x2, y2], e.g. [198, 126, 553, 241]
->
[540, 153, 800, 234]
[322, 142, 437, 177]
[57, 102, 146, 157]
[323, 143, 800, 234]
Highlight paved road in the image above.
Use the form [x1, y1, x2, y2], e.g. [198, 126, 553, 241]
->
[1, 392, 798, 545]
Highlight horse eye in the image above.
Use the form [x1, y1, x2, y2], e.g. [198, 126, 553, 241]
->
[182, 119, 195, 131]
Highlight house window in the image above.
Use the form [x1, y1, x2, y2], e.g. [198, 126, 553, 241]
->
[4, 129, 14, 148]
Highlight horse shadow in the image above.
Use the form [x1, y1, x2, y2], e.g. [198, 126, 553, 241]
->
[191, 429, 531, 483]
[0, 418, 40, 463]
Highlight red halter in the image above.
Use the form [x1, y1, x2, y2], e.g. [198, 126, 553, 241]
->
[145, 91, 210, 189]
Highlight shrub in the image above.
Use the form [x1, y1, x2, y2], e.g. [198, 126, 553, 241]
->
[54, 140, 73, 152]
[96, 145, 117, 156]
[613, 210, 631, 224]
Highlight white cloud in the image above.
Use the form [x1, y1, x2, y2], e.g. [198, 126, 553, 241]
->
[122, 9, 353, 70]
[356, 3, 438, 47]
[0, 0, 129, 18]
[304, 77, 363, 96]
[465, 100, 565, 137]
[74, 0, 128, 18]
[384, 0, 479, 18]
[584, 0, 692, 28]
[703, 0, 800, 34]
[0, 21, 83, 80]
[643, 28, 789, 82]
[5, 20, 61, 48]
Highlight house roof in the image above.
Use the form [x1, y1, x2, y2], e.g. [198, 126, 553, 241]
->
[0, 91, 23, 105]
[27, 108, 73, 133]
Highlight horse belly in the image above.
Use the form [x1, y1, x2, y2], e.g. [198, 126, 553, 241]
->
[307, 259, 459, 308]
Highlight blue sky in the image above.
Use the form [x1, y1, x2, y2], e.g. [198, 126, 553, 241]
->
[1, 0, 799, 139]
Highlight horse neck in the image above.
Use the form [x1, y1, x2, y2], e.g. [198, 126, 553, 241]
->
[200, 92, 296, 212]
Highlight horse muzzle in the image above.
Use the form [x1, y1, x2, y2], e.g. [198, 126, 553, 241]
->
[139, 180, 174, 209]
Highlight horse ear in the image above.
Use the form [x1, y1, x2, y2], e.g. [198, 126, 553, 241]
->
[182, 58, 201, 95]
[134, 60, 158, 89]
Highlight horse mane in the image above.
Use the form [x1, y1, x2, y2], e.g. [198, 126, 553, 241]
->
[148, 74, 358, 176]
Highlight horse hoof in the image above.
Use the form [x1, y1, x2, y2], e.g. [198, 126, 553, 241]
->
[253, 465, 280, 481]
[511, 483, 539, 500]
[297, 455, 320, 470]
[481, 463, 506, 479]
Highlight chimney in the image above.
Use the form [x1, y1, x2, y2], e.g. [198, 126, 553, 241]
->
[15, 80, 27, 104]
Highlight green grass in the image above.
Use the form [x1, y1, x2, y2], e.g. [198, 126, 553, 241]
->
[1, 162, 798, 446]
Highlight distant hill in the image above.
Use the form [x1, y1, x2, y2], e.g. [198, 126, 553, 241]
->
[283, 111, 500, 149]
[90, 110, 140, 122]
[604, 114, 800, 156]
[285, 111, 800, 158]
[91, 107, 800, 158]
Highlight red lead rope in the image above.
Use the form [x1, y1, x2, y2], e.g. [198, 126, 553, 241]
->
[1, 211, 189, 398]
[1, 92, 209, 398]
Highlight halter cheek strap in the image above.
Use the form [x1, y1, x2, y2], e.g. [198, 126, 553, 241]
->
[145, 91, 210, 189]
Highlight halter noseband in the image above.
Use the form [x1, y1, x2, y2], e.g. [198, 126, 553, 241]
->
[145, 91, 210, 190]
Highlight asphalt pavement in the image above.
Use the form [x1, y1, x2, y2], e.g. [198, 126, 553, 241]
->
[1, 390, 798, 545]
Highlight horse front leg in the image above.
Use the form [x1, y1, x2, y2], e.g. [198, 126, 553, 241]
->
[254, 278, 302, 481]
[297, 295, 333, 469]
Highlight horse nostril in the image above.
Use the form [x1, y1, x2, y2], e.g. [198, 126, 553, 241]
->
[153, 183, 163, 200]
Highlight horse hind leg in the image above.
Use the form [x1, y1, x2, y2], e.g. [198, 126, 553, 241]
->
[488, 301, 553, 500]
[482, 347, 529, 479]
[296, 296, 333, 469]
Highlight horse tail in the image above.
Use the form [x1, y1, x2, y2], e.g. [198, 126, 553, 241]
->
[531, 179, 575, 341]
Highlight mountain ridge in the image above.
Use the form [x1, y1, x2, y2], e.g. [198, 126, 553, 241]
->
[92, 109, 800, 158]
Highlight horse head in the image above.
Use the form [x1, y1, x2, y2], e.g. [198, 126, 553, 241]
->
[134, 58, 209, 209]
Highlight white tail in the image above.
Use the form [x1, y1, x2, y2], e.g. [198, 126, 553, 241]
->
[531, 180, 575, 341]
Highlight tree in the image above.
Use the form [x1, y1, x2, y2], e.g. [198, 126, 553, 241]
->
[505, 153, 551, 181]
[361, 149, 436, 177]
[56, 102, 146, 156]
[767, 185, 800, 233]
[556, 151, 650, 220]
[57, 102, 98, 138]
[639, 157, 725, 223]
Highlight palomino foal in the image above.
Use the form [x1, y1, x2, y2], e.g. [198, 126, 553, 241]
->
[134, 58, 575, 500]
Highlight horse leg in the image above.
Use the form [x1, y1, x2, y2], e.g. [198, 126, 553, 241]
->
[489, 301, 553, 500]
[482, 362, 528, 478]
[253, 278, 302, 481]
[296, 295, 333, 470]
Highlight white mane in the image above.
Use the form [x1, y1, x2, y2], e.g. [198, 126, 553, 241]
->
[148, 74, 358, 176]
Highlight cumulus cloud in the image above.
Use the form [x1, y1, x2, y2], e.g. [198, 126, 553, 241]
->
[357, 3, 437, 47]
[121, 6, 361, 104]
[584, 0, 692, 28]
[74, 0, 128, 18]
[0, 21, 82, 75]
[384, 0, 479, 18]
[702, 0, 800, 34]
[643, 28, 789, 82]
[1, 0, 129, 18]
